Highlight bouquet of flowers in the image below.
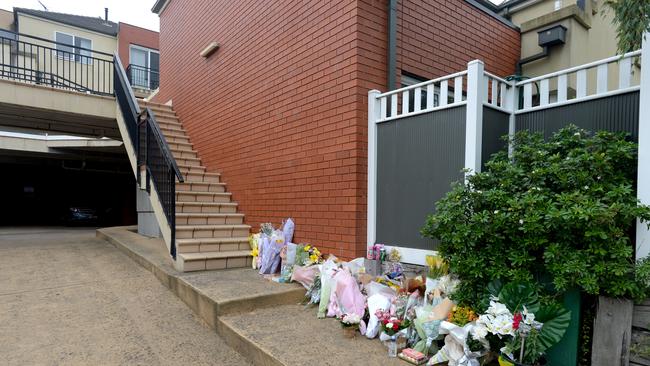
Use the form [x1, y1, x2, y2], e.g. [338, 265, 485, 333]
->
[340, 313, 362, 338]
[377, 309, 411, 337]
[447, 305, 478, 327]
[249, 233, 260, 269]
[295, 244, 322, 266]
[425, 254, 448, 279]
[471, 281, 570, 366]
[340, 313, 362, 329]
[260, 222, 274, 236]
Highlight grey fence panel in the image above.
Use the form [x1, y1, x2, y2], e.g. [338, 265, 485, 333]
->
[516, 91, 640, 140]
[376, 106, 466, 250]
[482, 106, 510, 167]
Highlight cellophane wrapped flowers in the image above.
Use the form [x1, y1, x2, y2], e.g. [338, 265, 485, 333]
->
[377, 309, 410, 336]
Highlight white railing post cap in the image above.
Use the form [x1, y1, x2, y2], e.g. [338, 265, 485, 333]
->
[467, 59, 485, 67]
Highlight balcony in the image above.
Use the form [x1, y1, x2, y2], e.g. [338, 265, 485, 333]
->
[126, 64, 159, 92]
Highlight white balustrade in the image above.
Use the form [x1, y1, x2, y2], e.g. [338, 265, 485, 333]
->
[516, 50, 641, 113]
[374, 70, 468, 122]
[483, 71, 514, 112]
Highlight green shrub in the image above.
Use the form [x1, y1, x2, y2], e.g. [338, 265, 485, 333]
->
[422, 126, 650, 309]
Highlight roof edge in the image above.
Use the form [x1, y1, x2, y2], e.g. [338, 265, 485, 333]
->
[13, 7, 119, 36]
[465, 0, 519, 30]
[151, 0, 170, 15]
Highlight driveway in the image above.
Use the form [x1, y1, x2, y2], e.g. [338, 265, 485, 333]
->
[0, 227, 251, 366]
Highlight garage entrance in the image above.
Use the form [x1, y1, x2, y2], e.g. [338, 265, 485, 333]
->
[0, 133, 136, 227]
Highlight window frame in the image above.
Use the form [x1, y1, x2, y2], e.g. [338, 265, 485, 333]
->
[54, 31, 93, 65]
[129, 44, 160, 89]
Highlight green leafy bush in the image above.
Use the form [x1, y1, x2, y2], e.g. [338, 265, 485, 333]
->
[422, 126, 650, 309]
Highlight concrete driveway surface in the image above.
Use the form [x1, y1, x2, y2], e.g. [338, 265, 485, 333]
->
[0, 227, 251, 366]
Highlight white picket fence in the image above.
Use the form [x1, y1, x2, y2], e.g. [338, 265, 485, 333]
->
[368, 35, 650, 264]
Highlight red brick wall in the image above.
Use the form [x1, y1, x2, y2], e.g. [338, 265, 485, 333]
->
[396, 1, 520, 84]
[156, 0, 520, 260]
[117, 22, 159, 68]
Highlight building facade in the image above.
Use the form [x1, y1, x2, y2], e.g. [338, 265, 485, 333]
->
[494, 0, 629, 100]
[0, 8, 159, 96]
[152, 0, 521, 260]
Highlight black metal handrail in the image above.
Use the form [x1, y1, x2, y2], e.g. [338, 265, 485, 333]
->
[114, 53, 184, 260]
[0, 30, 114, 96]
[138, 108, 184, 259]
[126, 64, 159, 90]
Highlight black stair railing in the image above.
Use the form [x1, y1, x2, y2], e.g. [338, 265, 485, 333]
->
[114, 53, 184, 259]
[138, 107, 184, 259]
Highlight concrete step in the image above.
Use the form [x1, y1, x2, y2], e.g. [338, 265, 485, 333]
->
[180, 171, 221, 183]
[178, 250, 252, 271]
[97, 226, 304, 314]
[178, 163, 206, 175]
[176, 224, 250, 239]
[178, 181, 226, 193]
[176, 190, 232, 203]
[218, 304, 402, 366]
[158, 123, 185, 134]
[170, 149, 199, 160]
[176, 235, 249, 253]
[176, 213, 244, 226]
[176, 201, 238, 214]
[175, 156, 202, 167]
[161, 132, 190, 143]
[138, 100, 173, 110]
[168, 141, 194, 151]
[143, 108, 177, 120]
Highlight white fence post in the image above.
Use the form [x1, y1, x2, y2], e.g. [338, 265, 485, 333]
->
[507, 80, 518, 158]
[637, 33, 650, 260]
[465, 60, 485, 179]
[367, 90, 381, 252]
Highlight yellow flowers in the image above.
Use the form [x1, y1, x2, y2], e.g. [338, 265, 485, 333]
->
[304, 245, 311, 252]
[447, 305, 478, 326]
[426, 254, 449, 279]
[309, 254, 319, 263]
[251, 248, 259, 257]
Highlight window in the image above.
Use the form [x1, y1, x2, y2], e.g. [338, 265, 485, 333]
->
[55, 32, 92, 64]
[74, 37, 92, 64]
[401, 73, 439, 113]
[129, 45, 159, 89]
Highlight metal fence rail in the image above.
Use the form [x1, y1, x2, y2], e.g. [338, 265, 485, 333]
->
[126, 64, 159, 90]
[0, 30, 114, 96]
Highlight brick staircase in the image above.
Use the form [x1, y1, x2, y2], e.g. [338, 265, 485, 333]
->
[138, 100, 252, 272]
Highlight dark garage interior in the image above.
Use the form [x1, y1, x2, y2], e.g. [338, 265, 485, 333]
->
[0, 149, 136, 227]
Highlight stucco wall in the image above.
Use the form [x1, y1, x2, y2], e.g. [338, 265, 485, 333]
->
[0, 9, 13, 31]
[14, 13, 116, 94]
[17, 13, 117, 55]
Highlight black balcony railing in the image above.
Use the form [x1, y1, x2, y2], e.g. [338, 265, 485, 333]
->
[114, 53, 183, 259]
[0, 30, 114, 96]
[126, 64, 159, 90]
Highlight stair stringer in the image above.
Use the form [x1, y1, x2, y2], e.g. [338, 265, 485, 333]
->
[115, 103, 176, 265]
